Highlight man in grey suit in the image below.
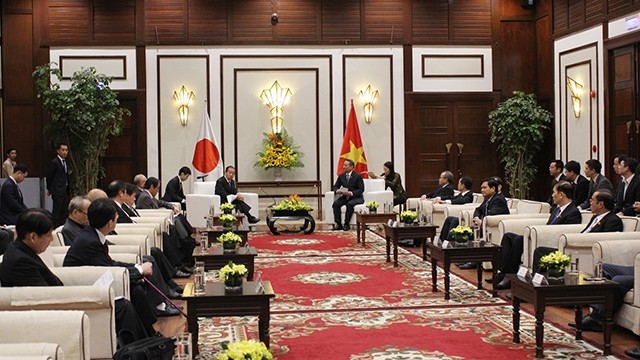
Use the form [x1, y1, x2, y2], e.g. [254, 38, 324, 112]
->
[578, 159, 613, 210]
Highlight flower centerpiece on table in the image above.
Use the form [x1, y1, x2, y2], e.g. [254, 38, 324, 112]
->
[449, 225, 473, 243]
[216, 339, 273, 360]
[217, 232, 243, 251]
[400, 210, 417, 224]
[218, 261, 248, 289]
[539, 251, 571, 278]
[366, 201, 379, 213]
[219, 214, 237, 229]
[254, 129, 304, 171]
[270, 194, 313, 214]
[220, 202, 235, 215]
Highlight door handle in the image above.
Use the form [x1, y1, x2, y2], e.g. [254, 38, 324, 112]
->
[635, 120, 640, 134]
[457, 143, 464, 154]
[445, 143, 452, 154]
[627, 121, 633, 134]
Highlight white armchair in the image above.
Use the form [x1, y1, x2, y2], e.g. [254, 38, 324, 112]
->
[186, 182, 220, 228]
[323, 179, 393, 224]
[0, 310, 90, 360]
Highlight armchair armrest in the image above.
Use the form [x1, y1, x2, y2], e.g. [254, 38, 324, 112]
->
[106, 234, 150, 256]
[0, 343, 63, 360]
[51, 266, 130, 300]
[523, 224, 584, 267]
[115, 224, 161, 250]
[0, 310, 89, 360]
[498, 218, 549, 239]
[560, 232, 640, 273]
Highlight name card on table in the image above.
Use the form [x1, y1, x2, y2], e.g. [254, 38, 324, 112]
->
[392, 221, 398, 227]
[387, 219, 393, 226]
[532, 273, 548, 286]
[517, 266, 529, 278]
[254, 272, 265, 294]
[441, 240, 451, 249]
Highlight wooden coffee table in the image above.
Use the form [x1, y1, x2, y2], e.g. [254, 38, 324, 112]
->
[193, 246, 258, 280]
[356, 212, 396, 245]
[183, 281, 275, 355]
[508, 273, 617, 358]
[427, 240, 501, 300]
[383, 223, 438, 267]
[204, 225, 250, 246]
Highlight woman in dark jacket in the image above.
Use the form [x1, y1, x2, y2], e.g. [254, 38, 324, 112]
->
[370, 161, 408, 206]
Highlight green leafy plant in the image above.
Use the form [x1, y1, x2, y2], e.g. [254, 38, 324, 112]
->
[33, 63, 129, 195]
[217, 339, 272, 360]
[488, 91, 552, 199]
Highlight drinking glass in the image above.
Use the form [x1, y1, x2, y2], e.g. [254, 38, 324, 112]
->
[173, 333, 192, 360]
[473, 226, 482, 243]
[194, 261, 206, 295]
[199, 233, 208, 253]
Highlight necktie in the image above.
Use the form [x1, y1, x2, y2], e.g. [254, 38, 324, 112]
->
[62, 159, 67, 173]
[623, 179, 629, 200]
[548, 206, 561, 224]
[346, 173, 351, 183]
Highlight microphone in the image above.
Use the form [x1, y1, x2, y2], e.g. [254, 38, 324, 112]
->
[196, 174, 208, 182]
[258, 187, 278, 207]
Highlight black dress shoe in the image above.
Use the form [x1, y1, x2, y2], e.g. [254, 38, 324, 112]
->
[167, 289, 182, 299]
[458, 262, 479, 269]
[180, 265, 194, 274]
[568, 315, 603, 332]
[332, 224, 343, 231]
[173, 285, 184, 294]
[495, 278, 511, 290]
[625, 347, 640, 359]
[156, 306, 181, 317]
[248, 216, 260, 224]
[343, 224, 350, 231]
[173, 270, 191, 278]
[486, 273, 505, 284]
[506, 293, 512, 300]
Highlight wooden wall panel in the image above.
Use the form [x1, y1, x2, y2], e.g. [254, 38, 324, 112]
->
[48, 4, 90, 41]
[363, 0, 404, 41]
[144, 0, 186, 44]
[585, 0, 603, 24]
[230, 0, 273, 41]
[499, 21, 536, 95]
[93, 1, 135, 42]
[608, 0, 632, 14]
[188, 0, 229, 42]
[567, 0, 586, 26]
[451, 0, 492, 42]
[553, 0, 569, 33]
[3, 14, 34, 104]
[276, 0, 319, 41]
[412, 0, 448, 43]
[553, 0, 640, 36]
[321, 0, 361, 40]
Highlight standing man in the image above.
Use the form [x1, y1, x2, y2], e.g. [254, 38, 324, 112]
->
[331, 159, 365, 231]
[215, 166, 260, 224]
[2, 148, 17, 178]
[0, 164, 29, 225]
[613, 155, 640, 216]
[46, 142, 70, 227]
[578, 159, 613, 210]
[163, 166, 191, 210]
[547, 160, 566, 210]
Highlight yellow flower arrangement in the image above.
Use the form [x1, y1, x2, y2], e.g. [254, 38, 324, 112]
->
[270, 194, 313, 211]
[220, 203, 235, 213]
[218, 261, 249, 282]
[400, 210, 417, 223]
[366, 201, 379, 210]
[449, 225, 473, 243]
[255, 129, 304, 170]
[217, 232, 243, 245]
[539, 251, 571, 269]
[216, 339, 273, 360]
[220, 214, 237, 223]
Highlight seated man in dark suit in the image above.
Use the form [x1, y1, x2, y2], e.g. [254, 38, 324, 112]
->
[61, 195, 91, 245]
[331, 159, 365, 231]
[492, 181, 582, 290]
[564, 160, 590, 208]
[63, 198, 180, 326]
[547, 159, 566, 210]
[0, 208, 152, 341]
[215, 165, 260, 224]
[0, 164, 29, 225]
[577, 159, 612, 211]
[613, 155, 640, 216]
[162, 166, 191, 211]
[433, 176, 474, 205]
[421, 170, 455, 201]
[533, 189, 623, 273]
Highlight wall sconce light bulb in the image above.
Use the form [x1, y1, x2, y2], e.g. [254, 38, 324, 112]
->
[358, 85, 379, 124]
[260, 80, 292, 134]
[173, 85, 195, 126]
[566, 77, 583, 119]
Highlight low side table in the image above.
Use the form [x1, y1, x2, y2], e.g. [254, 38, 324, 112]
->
[208, 213, 245, 226]
[383, 223, 438, 267]
[205, 226, 250, 246]
[193, 246, 257, 280]
[183, 281, 275, 355]
[427, 241, 501, 300]
[507, 273, 617, 358]
[356, 212, 396, 246]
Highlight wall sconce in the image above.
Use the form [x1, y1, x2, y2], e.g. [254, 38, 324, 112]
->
[358, 85, 379, 124]
[260, 80, 292, 134]
[566, 76, 583, 118]
[173, 85, 195, 126]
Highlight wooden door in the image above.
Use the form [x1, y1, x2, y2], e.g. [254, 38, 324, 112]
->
[98, 91, 147, 189]
[609, 45, 639, 168]
[405, 93, 500, 196]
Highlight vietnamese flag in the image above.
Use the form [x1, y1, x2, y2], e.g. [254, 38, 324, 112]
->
[336, 100, 369, 177]
[192, 105, 223, 181]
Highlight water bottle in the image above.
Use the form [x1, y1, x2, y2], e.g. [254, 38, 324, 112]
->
[594, 259, 603, 280]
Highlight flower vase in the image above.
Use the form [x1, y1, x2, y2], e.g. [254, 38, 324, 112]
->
[273, 167, 283, 182]
[222, 242, 237, 254]
[222, 209, 232, 215]
[369, 207, 378, 214]
[454, 235, 469, 244]
[546, 266, 566, 284]
[224, 276, 244, 293]
[222, 221, 233, 231]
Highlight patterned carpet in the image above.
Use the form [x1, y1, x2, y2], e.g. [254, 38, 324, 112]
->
[196, 231, 615, 359]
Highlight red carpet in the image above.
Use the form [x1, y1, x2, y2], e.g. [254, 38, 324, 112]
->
[197, 231, 611, 359]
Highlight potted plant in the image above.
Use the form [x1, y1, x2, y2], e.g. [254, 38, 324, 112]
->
[255, 128, 304, 181]
[33, 64, 129, 195]
[449, 225, 473, 244]
[366, 201, 379, 213]
[219, 214, 237, 230]
[488, 91, 552, 199]
[218, 261, 248, 292]
[220, 203, 235, 215]
[539, 251, 571, 282]
[217, 232, 243, 253]
[216, 339, 273, 360]
[400, 210, 417, 225]
[269, 194, 313, 216]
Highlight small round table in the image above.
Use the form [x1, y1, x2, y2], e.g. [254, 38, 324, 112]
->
[266, 210, 315, 235]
